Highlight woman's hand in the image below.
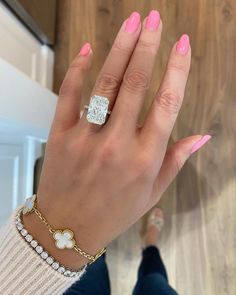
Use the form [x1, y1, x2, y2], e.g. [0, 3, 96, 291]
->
[24, 11, 210, 269]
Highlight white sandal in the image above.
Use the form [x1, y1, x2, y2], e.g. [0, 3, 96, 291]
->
[147, 208, 164, 232]
[141, 208, 164, 249]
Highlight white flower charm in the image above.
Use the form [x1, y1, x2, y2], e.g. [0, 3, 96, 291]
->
[22, 195, 36, 215]
[53, 229, 76, 250]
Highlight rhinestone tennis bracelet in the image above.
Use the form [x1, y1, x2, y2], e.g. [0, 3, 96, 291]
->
[15, 207, 87, 278]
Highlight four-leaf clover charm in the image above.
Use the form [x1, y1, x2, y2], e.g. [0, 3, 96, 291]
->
[53, 229, 76, 249]
[22, 195, 36, 215]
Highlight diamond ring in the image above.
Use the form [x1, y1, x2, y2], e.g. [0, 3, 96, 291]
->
[85, 95, 112, 125]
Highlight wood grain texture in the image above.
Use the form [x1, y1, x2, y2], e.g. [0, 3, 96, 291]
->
[54, 1, 236, 294]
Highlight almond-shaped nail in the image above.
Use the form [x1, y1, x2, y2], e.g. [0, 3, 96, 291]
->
[79, 42, 91, 56]
[145, 10, 160, 31]
[176, 34, 190, 55]
[191, 135, 212, 154]
[125, 12, 141, 33]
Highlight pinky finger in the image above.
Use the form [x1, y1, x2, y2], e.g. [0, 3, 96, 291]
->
[150, 135, 212, 205]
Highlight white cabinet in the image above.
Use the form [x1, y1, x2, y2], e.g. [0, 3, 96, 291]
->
[0, 134, 45, 226]
[0, 4, 57, 225]
[0, 142, 24, 224]
[0, 2, 54, 90]
[0, 58, 57, 225]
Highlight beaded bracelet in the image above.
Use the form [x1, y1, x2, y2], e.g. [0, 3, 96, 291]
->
[15, 207, 87, 278]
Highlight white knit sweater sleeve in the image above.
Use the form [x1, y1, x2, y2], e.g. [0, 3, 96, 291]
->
[0, 209, 85, 295]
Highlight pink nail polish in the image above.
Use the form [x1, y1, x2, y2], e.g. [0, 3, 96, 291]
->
[176, 34, 190, 55]
[145, 10, 160, 31]
[125, 12, 141, 33]
[191, 135, 212, 154]
[79, 43, 91, 56]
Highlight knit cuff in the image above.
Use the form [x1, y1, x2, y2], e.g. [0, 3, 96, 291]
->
[0, 208, 86, 295]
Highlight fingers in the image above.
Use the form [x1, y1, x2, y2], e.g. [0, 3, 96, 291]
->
[150, 135, 212, 205]
[141, 34, 191, 156]
[110, 10, 162, 133]
[78, 12, 142, 132]
[51, 43, 92, 133]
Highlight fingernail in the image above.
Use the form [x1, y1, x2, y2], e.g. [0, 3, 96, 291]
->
[125, 12, 141, 33]
[79, 42, 91, 56]
[191, 135, 212, 154]
[145, 10, 160, 31]
[176, 34, 190, 55]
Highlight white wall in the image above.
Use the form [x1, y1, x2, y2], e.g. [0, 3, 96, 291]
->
[0, 58, 57, 139]
[0, 2, 54, 90]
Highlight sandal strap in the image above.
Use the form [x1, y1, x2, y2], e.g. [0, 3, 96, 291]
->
[148, 214, 164, 232]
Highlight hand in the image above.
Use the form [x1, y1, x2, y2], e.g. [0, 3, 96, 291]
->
[24, 11, 210, 269]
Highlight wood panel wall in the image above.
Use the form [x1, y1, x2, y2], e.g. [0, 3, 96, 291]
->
[54, 1, 236, 294]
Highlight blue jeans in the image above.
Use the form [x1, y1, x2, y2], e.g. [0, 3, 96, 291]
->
[65, 246, 178, 295]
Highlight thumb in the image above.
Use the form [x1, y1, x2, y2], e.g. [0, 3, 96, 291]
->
[151, 134, 212, 201]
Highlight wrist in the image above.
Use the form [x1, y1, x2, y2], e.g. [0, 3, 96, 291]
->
[22, 212, 89, 270]
[36, 192, 108, 260]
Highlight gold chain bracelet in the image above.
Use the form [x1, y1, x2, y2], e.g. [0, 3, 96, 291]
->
[22, 195, 106, 263]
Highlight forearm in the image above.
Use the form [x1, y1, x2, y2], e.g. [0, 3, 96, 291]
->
[0, 207, 86, 295]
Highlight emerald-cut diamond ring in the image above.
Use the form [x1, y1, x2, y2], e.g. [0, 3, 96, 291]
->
[85, 95, 111, 125]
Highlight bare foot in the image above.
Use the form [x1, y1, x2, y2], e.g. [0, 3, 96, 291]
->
[143, 208, 164, 247]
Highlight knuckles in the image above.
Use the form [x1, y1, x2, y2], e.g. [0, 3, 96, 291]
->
[95, 138, 154, 180]
[123, 69, 150, 94]
[137, 39, 157, 54]
[156, 88, 181, 115]
[113, 40, 133, 54]
[94, 73, 120, 95]
[64, 133, 155, 183]
[95, 137, 121, 166]
[65, 137, 83, 156]
[69, 60, 88, 72]
[167, 62, 188, 77]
